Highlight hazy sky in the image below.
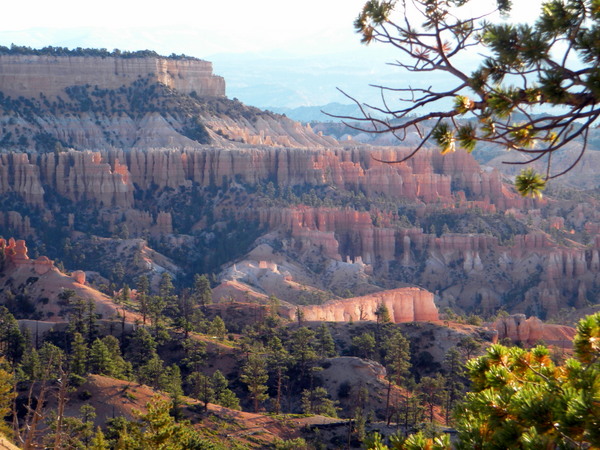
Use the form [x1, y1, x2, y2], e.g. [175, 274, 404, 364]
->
[0, 0, 546, 108]
[2, 0, 369, 55]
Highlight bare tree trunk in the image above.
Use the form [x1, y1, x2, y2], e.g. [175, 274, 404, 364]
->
[53, 371, 69, 450]
[23, 381, 48, 450]
[275, 368, 282, 415]
[385, 379, 392, 425]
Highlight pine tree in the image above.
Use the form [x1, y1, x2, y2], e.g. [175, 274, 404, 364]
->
[384, 329, 411, 425]
[89, 426, 110, 450]
[136, 275, 150, 325]
[288, 327, 318, 384]
[126, 326, 157, 368]
[453, 312, 600, 447]
[208, 316, 227, 340]
[193, 274, 212, 308]
[0, 306, 25, 364]
[351, 0, 600, 195]
[70, 332, 88, 377]
[301, 387, 339, 417]
[375, 303, 391, 324]
[187, 373, 213, 412]
[89, 338, 114, 376]
[101, 335, 130, 379]
[418, 374, 445, 423]
[181, 338, 206, 373]
[211, 370, 228, 398]
[137, 354, 165, 388]
[241, 353, 269, 413]
[21, 347, 42, 380]
[266, 336, 290, 414]
[0, 357, 14, 437]
[352, 332, 376, 359]
[315, 323, 336, 357]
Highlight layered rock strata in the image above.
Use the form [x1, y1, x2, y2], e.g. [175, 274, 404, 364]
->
[0, 146, 520, 208]
[287, 287, 439, 323]
[492, 314, 576, 346]
[0, 55, 225, 98]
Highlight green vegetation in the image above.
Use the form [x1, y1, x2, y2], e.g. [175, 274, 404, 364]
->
[0, 44, 197, 60]
[367, 312, 600, 449]
[351, 0, 600, 196]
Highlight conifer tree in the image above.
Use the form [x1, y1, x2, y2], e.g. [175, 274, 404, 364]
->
[352, 332, 376, 360]
[188, 373, 213, 412]
[241, 353, 269, 413]
[210, 370, 240, 410]
[136, 275, 150, 325]
[266, 336, 290, 414]
[350, 0, 600, 195]
[89, 427, 109, 450]
[89, 338, 113, 376]
[101, 335, 130, 379]
[193, 274, 212, 308]
[288, 327, 318, 384]
[442, 347, 465, 425]
[70, 332, 88, 377]
[301, 386, 339, 417]
[315, 323, 337, 357]
[126, 326, 157, 368]
[0, 357, 14, 437]
[208, 316, 227, 340]
[384, 329, 411, 425]
[453, 312, 600, 447]
[0, 306, 25, 364]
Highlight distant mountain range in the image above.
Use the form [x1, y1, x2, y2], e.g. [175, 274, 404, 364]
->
[264, 102, 364, 122]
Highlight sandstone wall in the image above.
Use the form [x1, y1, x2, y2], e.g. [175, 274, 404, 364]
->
[0, 146, 525, 211]
[0, 55, 225, 98]
[290, 287, 439, 323]
[492, 314, 576, 346]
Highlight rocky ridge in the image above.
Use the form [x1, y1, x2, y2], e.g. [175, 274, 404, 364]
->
[0, 238, 126, 321]
[291, 287, 439, 323]
[0, 54, 225, 99]
[1, 145, 598, 317]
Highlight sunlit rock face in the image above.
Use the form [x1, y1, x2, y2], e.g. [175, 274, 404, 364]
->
[291, 287, 439, 323]
[492, 314, 576, 346]
[0, 55, 225, 99]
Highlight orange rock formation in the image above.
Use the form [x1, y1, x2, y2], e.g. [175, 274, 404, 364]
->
[492, 314, 576, 346]
[288, 287, 439, 323]
[1, 238, 54, 274]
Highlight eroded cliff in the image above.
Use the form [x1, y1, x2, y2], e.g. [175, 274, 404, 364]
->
[0, 144, 596, 317]
[290, 287, 439, 323]
[0, 54, 225, 99]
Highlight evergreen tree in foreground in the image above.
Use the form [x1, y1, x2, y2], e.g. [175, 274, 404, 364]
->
[367, 312, 600, 449]
[350, 0, 600, 196]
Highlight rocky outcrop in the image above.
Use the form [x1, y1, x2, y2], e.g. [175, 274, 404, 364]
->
[0, 238, 138, 322]
[0, 144, 591, 317]
[1, 237, 54, 274]
[288, 287, 439, 323]
[0, 55, 225, 98]
[0, 151, 133, 208]
[492, 314, 576, 346]
[0, 146, 524, 210]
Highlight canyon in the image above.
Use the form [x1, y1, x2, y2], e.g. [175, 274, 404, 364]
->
[1, 49, 597, 450]
[0, 144, 598, 319]
[0, 53, 598, 322]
